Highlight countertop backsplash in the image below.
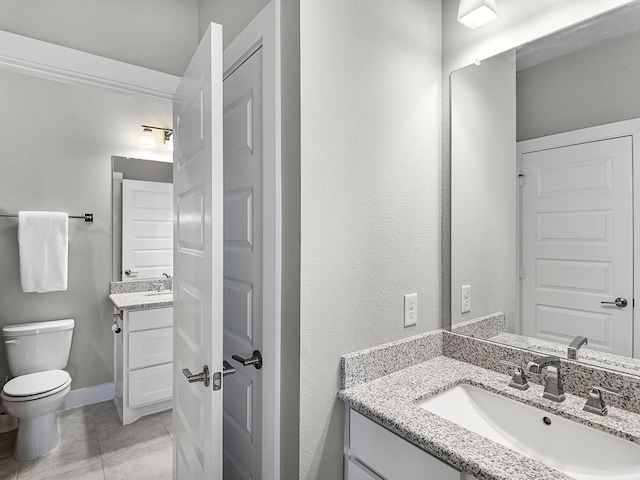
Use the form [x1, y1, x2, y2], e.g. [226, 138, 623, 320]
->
[340, 329, 640, 415]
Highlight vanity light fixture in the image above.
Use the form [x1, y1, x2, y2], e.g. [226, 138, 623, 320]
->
[141, 125, 173, 150]
[457, 0, 498, 29]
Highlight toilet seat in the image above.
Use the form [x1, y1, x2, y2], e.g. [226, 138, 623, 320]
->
[1, 370, 71, 402]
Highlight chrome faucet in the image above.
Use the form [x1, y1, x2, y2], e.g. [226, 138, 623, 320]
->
[568, 336, 588, 360]
[527, 356, 565, 402]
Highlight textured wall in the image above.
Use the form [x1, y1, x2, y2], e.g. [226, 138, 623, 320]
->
[0, 70, 172, 389]
[0, 0, 198, 76]
[299, 0, 442, 478]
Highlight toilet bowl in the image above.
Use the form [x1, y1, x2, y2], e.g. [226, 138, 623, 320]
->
[1, 371, 72, 459]
[1, 319, 74, 459]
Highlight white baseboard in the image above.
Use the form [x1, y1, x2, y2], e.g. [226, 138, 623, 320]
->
[62, 382, 115, 410]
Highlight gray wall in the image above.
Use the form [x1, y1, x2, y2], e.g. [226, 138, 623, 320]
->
[198, 0, 270, 48]
[0, 70, 172, 389]
[0, 0, 198, 76]
[517, 32, 640, 141]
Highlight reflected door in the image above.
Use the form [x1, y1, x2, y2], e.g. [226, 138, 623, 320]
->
[520, 136, 633, 356]
[121, 179, 173, 280]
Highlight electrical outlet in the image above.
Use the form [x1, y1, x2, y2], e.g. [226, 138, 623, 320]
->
[461, 285, 471, 313]
[404, 293, 418, 327]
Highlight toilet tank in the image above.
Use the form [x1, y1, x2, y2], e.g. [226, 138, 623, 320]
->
[3, 319, 75, 376]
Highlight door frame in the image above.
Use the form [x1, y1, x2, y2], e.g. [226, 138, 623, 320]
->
[223, 3, 281, 477]
[0, 8, 282, 475]
[516, 118, 640, 357]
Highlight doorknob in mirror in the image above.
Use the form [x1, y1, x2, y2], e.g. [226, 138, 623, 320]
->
[232, 350, 263, 370]
[600, 297, 628, 308]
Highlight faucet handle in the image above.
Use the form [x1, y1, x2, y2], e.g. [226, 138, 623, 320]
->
[499, 359, 529, 391]
[583, 385, 622, 416]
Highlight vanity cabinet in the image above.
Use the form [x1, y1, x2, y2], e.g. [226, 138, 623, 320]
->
[346, 409, 478, 480]
[115, 306, 173, 425]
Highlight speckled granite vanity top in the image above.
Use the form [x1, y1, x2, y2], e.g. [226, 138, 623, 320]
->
[108, 279, 173, 310]
[338, 332, 640, 480]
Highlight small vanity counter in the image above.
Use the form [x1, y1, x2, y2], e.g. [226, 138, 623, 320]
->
[109, 280, 174, 424]
[109, 279, 173, 310]
[109, 291, 173, 310]
[339, 335, 640, 480]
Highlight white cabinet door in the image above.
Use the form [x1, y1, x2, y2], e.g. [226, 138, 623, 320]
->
[348, 410, 464, 480]
[129, 363, 173, 407]
[348, 460, 382, 480]
[129, 328, 173, 369]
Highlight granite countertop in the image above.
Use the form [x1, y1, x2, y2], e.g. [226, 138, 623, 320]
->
[338, 355, 640, 480]
[109, 291, 173, 310]
[109, 279, 174, 310]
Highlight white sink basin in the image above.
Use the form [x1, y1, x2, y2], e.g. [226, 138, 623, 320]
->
[417, 384, 640, 479]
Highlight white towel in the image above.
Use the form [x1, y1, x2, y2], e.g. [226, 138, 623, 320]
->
[18, 211, 68, 293]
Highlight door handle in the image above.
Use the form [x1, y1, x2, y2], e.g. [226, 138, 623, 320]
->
[223, 360, 236, 377]
[232, 350, 263, 370]
[182, 365, 210, 387]
[601, 297, 628, 308]
[124, 269, 139, 276]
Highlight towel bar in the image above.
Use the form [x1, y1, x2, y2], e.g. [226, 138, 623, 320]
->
[0, 213, 93, 222]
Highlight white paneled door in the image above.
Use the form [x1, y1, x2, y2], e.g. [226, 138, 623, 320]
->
[172, 23, 225, 479]
[520, 136, 633, 356]
[223, 47, 264, 479]
[121, 179, 173, 280]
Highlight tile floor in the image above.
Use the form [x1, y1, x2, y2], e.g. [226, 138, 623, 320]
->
[0, 401, 172, 480]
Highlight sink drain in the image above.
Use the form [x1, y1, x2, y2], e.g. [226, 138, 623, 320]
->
[542, 416, 552, 425]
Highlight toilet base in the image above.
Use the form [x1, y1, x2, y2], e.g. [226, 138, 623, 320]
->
[14, 412, 60, 459]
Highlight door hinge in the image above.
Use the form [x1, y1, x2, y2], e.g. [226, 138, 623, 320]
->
[518, 174, 524, 188]
[519, 266, 525, 279]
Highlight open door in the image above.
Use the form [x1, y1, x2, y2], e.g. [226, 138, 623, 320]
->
[172, 23, 225, 479]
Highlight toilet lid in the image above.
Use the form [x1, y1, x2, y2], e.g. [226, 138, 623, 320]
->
[2, 370, 71, 398]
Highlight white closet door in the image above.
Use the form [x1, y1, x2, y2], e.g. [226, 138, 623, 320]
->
[520, 136, 633, 356]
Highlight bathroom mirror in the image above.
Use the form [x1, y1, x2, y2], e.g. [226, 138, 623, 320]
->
[450, 0, 640, 376]
[111, 156, 173, 281]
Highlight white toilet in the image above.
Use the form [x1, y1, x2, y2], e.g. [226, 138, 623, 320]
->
[1, 319, 74, 459]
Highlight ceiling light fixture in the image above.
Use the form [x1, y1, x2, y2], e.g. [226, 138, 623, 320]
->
[141, 125, 173, 150]
[458, 0, 498, 29]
